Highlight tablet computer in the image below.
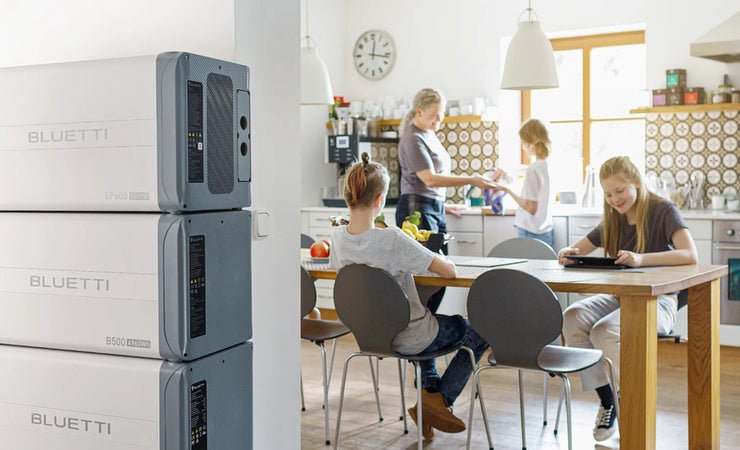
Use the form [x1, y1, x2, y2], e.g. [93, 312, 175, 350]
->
[563, 255, 628, 270]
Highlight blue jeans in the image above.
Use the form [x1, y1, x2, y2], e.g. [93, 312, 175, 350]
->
[516, 227, 554, 248]
[416, 314, 489, 407]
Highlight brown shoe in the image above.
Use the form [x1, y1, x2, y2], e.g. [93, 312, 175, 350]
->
[420, 390, 466, 433]
[408, 404, 435, 441]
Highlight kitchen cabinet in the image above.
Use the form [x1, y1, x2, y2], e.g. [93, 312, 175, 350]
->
[447, 214, 484, 257]
[482, 215, 517, 256]
[684, 219, 712, 265]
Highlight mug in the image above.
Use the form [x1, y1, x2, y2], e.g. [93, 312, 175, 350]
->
[711, 195, 725, 210]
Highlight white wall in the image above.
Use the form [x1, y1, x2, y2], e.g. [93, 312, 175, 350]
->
[237, 1, 302, 449]
[301, 0, 740, 206]
[1, 1, 301, 448]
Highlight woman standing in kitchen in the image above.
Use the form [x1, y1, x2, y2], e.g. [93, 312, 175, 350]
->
[395, 87, 499, 312]
[557, 156, 698, 442]
[489, 118, 554, 246]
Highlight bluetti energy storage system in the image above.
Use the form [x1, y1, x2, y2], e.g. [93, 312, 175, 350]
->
[0, 210, 252, 361]
[0, 52, 251, 212]
[0, 342, 252, 450]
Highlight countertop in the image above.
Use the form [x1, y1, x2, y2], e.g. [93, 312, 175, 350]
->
[301, 205, 740, 220]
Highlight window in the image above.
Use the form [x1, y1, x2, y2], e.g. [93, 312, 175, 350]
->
[522, 30, 647, 194]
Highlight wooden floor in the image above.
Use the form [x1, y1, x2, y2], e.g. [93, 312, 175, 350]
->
[301, 336, 740, 449]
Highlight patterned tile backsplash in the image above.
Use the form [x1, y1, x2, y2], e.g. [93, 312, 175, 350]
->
[372, 120, 500, 204]
[644, 110, 739, 205]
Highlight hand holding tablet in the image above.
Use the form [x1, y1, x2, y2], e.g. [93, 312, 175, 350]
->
[563, 255, 629, 270]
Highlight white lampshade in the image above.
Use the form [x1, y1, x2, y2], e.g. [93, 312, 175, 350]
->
[501, 19, 559, 90]
[301, 44, 334, 105]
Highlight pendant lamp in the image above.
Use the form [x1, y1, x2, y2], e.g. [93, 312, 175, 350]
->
[501, 0, 559, 90]
[300, 0, 334, 105]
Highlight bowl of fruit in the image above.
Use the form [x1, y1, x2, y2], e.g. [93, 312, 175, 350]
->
[400, 212, 451, 253]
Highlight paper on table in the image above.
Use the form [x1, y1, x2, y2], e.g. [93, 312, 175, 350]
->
[456, 257, 527, 268]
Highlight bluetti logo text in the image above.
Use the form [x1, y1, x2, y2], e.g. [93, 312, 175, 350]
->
[30, 275, 110, 291]
[27, 128, 109, 143]
[31, 413, 112, 435]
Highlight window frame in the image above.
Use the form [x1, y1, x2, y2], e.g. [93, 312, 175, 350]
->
[520, 30, 646, 177]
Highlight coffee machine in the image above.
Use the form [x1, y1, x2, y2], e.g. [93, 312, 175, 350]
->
[325, 135, 371, 206]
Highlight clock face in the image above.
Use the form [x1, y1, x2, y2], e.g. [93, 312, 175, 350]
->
[353, 30, 396, 80]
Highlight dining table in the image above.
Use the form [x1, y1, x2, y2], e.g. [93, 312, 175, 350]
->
[303, 255, 728, 450]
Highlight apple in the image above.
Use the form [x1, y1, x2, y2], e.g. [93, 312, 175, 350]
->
[310, 241, 330, 258]
[321, 239, 331, 252]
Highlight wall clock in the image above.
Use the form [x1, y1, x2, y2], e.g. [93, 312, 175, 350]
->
[353, 29, 396, 80]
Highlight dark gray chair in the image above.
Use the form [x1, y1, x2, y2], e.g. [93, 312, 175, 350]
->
[333, 264, 476, 450]
[301, 233, 316, 249]
[488, 236, 561, 425]
[466, 268, 617, 450]
[487, 236, 557, 260]
[300, 266, 351, 445]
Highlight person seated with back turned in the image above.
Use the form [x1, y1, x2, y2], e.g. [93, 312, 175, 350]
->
[330, 152, 489, 441]
[558, 156, 698, 442]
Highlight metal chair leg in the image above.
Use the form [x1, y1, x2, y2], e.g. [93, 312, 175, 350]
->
[319, 343, 331, 445]
[467, 365, 494, 450]
[542, 373, 549, 425]
[553, 382, 565, 435]
[414, 362, 423, 450]
[397, 359, 408, 429]
[300, 369, 305, 412]
[562, 375, 574, 450]
[367, 356, 383, 421]
[326, 338, 338, 390]
[518, 369, 527, 450]
[333, 352, 362, 450]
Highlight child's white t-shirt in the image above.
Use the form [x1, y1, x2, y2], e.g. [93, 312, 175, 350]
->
[514, 159, 553, 234]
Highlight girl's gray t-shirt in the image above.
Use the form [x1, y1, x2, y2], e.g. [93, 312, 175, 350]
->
[586, 199, 687, 253]
[329, 226, 438, 354]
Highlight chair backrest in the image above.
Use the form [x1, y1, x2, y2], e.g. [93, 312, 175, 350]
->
[488, 237, 557, 259]
[333, 264, 410, 357]
[467, 268, 562, 370]
[300, 266, 317, 318]
[301, 233, 315, 249]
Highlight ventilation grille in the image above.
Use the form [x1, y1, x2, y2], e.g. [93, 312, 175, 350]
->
[206, 73, 234, 194]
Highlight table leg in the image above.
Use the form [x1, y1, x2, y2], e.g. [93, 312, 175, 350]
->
[687, 280, 720, 449]
[620, 294, 657, 450]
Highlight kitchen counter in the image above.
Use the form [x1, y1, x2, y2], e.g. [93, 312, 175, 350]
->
[302, 205, 740, 220]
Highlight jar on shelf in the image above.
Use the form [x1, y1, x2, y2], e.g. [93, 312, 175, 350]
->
[711, 84, 733, 103]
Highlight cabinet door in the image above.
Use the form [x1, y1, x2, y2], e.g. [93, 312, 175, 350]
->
[482, 216, 518, 256]
[684, 219, 712, 265]
[552, 216, 568, 253]
[448, 232, 483, 257]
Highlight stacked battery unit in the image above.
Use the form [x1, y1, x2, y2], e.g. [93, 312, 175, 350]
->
[0, 52, 253, 449]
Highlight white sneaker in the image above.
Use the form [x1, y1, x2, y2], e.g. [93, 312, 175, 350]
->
[593, 404, 616, 441]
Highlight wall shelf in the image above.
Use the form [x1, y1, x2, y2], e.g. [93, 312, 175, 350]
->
[629, 104, 740, 114]
[326, 114, 497, 129]
[380, 114, 497, 126]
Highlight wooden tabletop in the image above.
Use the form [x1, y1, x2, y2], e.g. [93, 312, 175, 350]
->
[304, 256, 727, 296]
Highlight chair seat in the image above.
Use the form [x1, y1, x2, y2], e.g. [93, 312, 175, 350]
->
[301, 318, 351, 343]
[537, 345, 603, 374]
[396, 340, 466, 362]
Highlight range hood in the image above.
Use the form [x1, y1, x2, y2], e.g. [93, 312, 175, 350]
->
[690, 11, 740, 62]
